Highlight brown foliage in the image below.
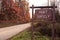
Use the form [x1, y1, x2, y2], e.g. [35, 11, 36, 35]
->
[0, 0, 30, 24]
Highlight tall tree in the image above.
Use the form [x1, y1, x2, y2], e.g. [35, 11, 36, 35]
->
[0, 0, 30, 23]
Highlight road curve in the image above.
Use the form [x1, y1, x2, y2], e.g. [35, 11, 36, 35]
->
[0, 23, 31, 40]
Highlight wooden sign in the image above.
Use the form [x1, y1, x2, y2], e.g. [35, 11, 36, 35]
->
[35, 8, 53, 21]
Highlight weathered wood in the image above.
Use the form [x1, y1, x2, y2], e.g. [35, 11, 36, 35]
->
[31, 5, 34, 40]
[30, 6, 57, 8]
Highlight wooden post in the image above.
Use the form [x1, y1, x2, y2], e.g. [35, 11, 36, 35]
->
[31, 5, 34, 40]
[51, 2, 56, 40]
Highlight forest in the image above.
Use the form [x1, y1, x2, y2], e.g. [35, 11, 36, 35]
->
[0, 0, 30, 27]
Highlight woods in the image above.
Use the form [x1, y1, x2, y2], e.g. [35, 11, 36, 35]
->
[0, 0, 30, 24]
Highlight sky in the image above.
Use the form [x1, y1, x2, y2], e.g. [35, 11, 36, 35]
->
[27, 0, 48, 18]
[13, 0, 51, 18]
[28, 0, 48, 6]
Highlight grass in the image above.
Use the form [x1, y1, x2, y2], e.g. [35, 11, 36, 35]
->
[10, 30, 31, 40]
[0, 23, 18, 28]
[9, 21, 60, 40]
[0, 22, 29, 28]
[10, 29, 50, 40]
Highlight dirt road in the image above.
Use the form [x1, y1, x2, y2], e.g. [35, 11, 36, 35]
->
[0, 23, 31, 40]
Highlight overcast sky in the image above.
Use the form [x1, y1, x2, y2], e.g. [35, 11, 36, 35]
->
[28, 0, 48, 6]
[14, 0, 59, 18]
[13, 0, 55, 18]
[27, 0, 48, 18]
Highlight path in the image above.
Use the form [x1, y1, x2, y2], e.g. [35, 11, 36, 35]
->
[0, 23, 31, 40]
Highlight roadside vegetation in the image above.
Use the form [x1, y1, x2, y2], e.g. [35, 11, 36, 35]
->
[10, 29, 50, 40]
[10, 10, 60, 40]
[10, 21, 60, 40]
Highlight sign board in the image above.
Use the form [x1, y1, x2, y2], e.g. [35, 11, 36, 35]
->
[35, 8, 53, 21]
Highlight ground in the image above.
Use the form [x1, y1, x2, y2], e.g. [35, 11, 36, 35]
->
[0, 23, 30, 40]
